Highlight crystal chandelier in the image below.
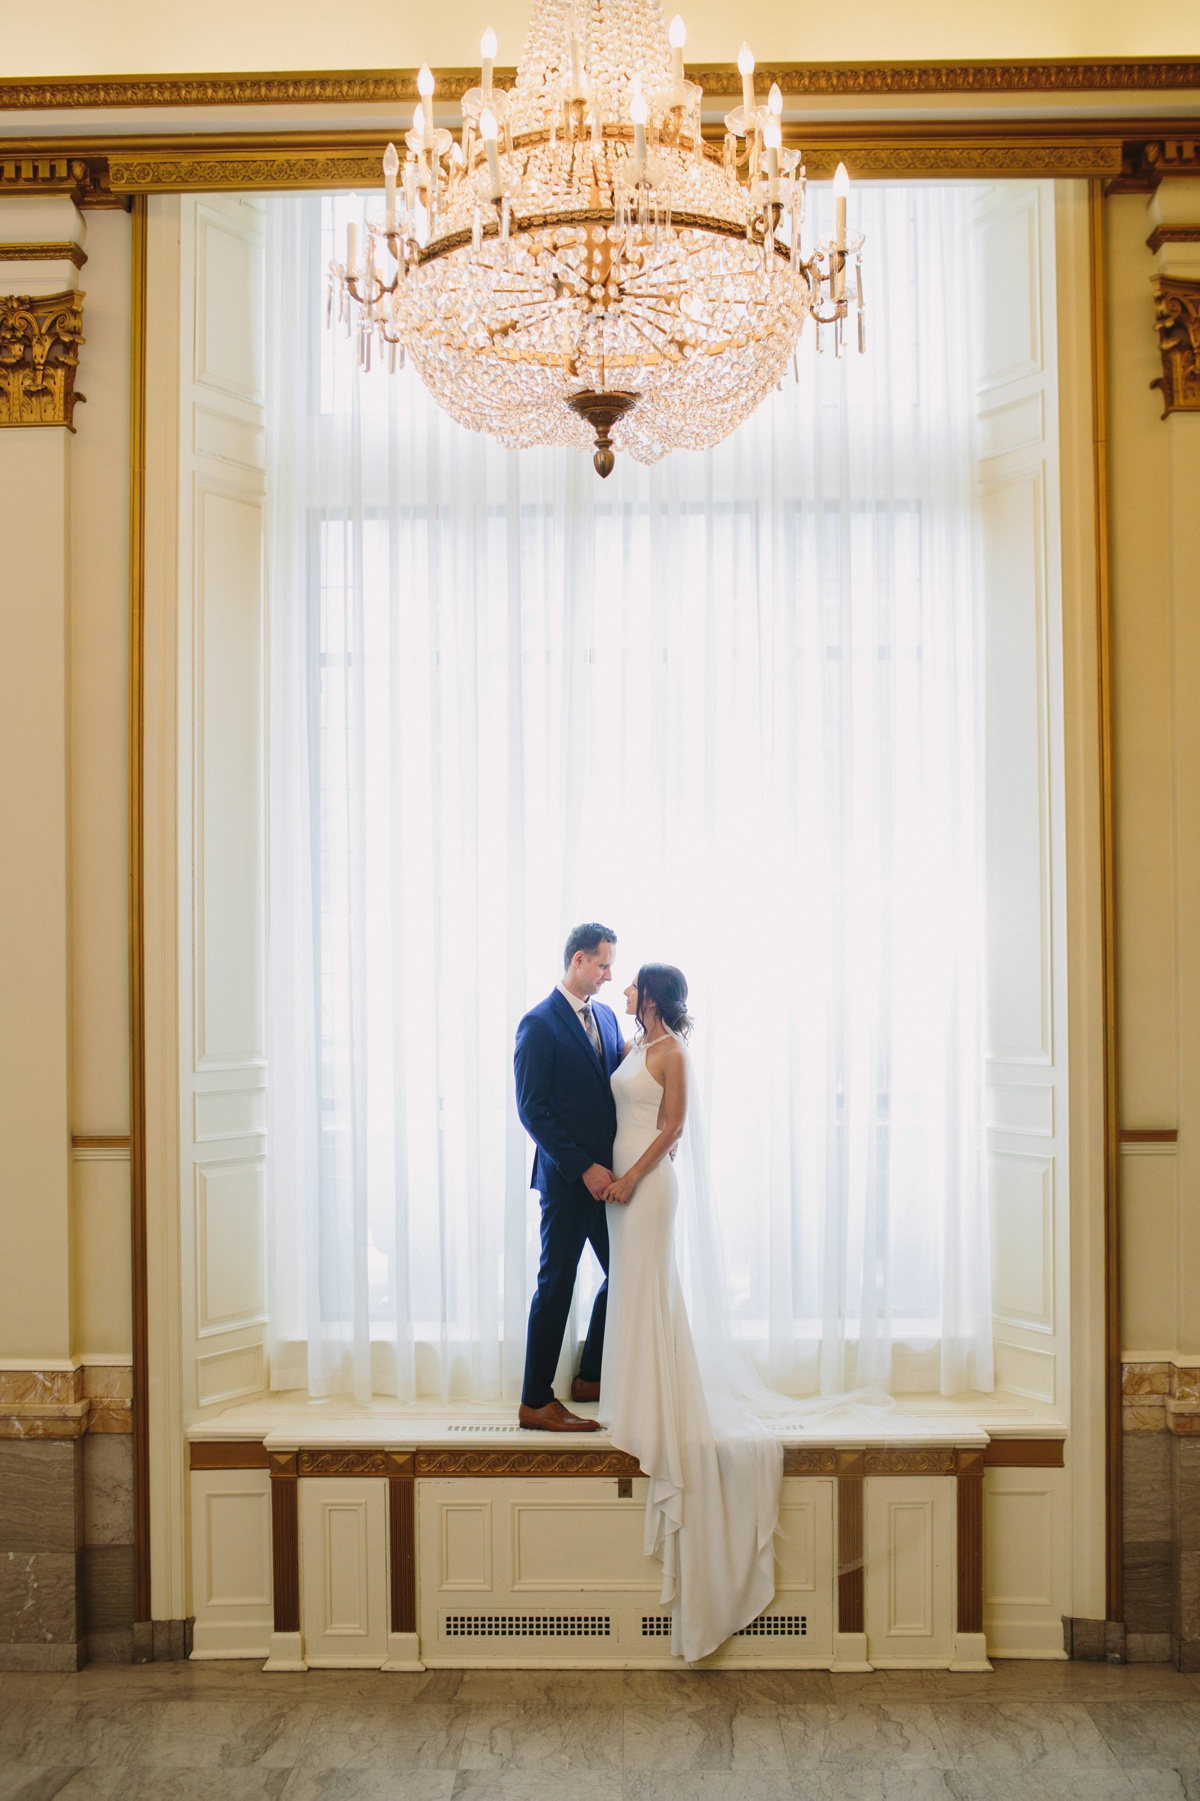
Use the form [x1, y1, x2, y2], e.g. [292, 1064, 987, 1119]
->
[331, 0, 865, 475]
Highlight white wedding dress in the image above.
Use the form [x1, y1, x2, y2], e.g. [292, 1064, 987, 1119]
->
[599, 1037, 782, 1663]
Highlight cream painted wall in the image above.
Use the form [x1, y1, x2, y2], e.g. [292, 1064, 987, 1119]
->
[1108, 185, 1200, 1362]
[68, 207, 133, 1365]
[3, 0, 1197, 77]
[0, 417, 74, 1362]
[0, 199, 132, 1364]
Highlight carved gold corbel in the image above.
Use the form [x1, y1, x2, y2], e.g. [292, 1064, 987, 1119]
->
[1151, 276, 1200, 416]
[0, 289, 85, 428]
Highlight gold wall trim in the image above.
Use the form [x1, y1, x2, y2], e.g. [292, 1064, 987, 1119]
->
[127, 192, 150, 1628]
[1089, 179, 1122, 1624]
[0, 241, 87, 267]
[3, 60, 1200, 111]
[9, 117, 1199, 198]
[1148, 225, 1200, 252]
[107, 153, 384, 193]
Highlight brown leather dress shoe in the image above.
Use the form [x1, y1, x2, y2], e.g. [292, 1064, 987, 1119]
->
[518, 1398, 602, 1433]
[570, 1376, 601, 1402]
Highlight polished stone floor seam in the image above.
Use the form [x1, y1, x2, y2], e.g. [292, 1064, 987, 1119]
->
[0, 1663, 1199, 1801]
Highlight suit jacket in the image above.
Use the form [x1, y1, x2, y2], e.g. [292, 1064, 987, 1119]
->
[514, 989, 625, 1193]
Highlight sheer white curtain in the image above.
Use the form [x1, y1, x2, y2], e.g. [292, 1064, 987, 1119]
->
[265, 182, 992, 1406]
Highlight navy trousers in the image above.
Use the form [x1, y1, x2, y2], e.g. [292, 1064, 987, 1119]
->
[520, 1182, 610, 1408]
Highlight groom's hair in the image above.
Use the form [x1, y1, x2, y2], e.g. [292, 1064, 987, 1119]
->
[563, 922, 617, 970]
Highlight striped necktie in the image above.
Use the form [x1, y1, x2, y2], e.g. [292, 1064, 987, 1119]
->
[580, 1001, 603, 1061]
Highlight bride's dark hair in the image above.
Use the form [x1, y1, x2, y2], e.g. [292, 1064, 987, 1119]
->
[636, 964, 694, 1040]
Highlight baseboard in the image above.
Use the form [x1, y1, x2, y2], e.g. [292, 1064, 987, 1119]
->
[191, 1621, 271, 1660]
[263, 1629, 307, 1671]
[381, 1631, 425, 1671]
[830, 1632, 872, 1672]
[949, 1632, 993, 1672]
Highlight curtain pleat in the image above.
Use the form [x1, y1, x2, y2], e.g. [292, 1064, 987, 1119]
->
[265, 183, 993, 1403]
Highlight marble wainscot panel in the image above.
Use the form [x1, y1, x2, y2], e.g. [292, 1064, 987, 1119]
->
[0, 1365, 132, 1668]
[83, 1432, 134, 1663]
[0, 1367, 88, 1440]
[1122, 1360, 1200, 1670]
[0, 1436, 84, 1670]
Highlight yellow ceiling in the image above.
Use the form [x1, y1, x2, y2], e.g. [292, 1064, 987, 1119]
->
[5, 0, 1198, 78]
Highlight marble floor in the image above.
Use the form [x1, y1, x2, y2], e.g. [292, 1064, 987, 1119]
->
[2, 1659, 1200, 1801]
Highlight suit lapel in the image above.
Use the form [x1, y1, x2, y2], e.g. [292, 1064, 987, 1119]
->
[549, 989, 608, 1085]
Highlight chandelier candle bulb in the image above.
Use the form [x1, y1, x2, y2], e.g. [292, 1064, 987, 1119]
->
[738, 43, 756, 129]
[417, 63, 435, 149]
[480, 108, 503, 199]
[768, 81, 782, 119]
[764, 119, 781, 198]
[481, 27, 497, 97]
[669, 14, 686, 98]
[832, 164, 850, 302]
[383, 142, 399, 233]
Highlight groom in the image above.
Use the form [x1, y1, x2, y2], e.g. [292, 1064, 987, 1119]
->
[515, 923, 625, 1431]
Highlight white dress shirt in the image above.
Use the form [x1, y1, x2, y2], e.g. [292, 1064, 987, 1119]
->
[557, 979, 603, 1057]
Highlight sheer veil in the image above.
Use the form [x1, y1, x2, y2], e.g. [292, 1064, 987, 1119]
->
[668, 1032, 898, 1433]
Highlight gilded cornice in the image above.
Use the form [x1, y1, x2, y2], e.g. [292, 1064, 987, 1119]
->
[0, 288, 84, 428]
[1152, 276, 1200, 416]
[3, 60, 1200, 110]
[0, 241, 86, 267]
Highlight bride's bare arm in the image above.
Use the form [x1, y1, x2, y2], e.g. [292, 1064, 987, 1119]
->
[604, 1041, 686, 1205]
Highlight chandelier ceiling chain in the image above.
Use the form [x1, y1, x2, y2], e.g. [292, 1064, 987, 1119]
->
[331, 0, 865, 474]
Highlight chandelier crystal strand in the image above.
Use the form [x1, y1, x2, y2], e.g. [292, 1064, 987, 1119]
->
[332, 0, 865, 474]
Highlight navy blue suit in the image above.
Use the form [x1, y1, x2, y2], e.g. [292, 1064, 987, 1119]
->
[515, 988, 626, 1408]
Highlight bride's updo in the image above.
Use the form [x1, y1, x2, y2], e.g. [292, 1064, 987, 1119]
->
[636, 964, 694, 1040]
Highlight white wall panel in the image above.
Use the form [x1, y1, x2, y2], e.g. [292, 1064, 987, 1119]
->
[194, 482, 265, 1069]
[299, 1477, 389, 1666]
[977, 188, 1042, 390]
[983, 1465, 1070, 1658]
[990, 1152, 1054, 1332]
[176, 192, 269, 1425]
[189, 1469, 272, 1658]
[195, 204, 265, 402]
[864, 1477, 955, 1665]
[981, 468, 1050, 1065]
[195, 1158, 265, 1333]
[972, 182, 1070, 1435]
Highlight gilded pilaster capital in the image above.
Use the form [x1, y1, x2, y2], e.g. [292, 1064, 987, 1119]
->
[1151, 276, 1200, 416]
[0, 288, 85, 428]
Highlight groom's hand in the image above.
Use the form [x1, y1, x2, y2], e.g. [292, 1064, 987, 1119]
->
[582, 1164, 615, 1200]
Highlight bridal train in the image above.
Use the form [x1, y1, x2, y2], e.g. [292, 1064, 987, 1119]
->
[599, 1038, 782, 1664]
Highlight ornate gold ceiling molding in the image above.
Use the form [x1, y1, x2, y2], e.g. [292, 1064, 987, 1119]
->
[0, 155, 117, 206]
[1148, 224, 1200, 253]
[0, 241, 87, 267]
[0, 289, 85, 428]
[106, 152, 384, 192]
[10, 117, 1200, 200]
[1152, 276, 1200, 415]
[3, 59, 1200, 110]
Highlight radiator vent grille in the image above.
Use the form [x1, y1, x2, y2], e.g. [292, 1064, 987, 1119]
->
[641, 1615, 672, 1637]
[443, 1613, 612, 1639]
[737, 1614, 808, 1637]
[444, 1425, 523, 1434]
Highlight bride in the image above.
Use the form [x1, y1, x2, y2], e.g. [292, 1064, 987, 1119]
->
[598, 963, 783, 1664]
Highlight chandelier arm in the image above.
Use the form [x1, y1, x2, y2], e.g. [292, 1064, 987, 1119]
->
[411, 208, 796, 272]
